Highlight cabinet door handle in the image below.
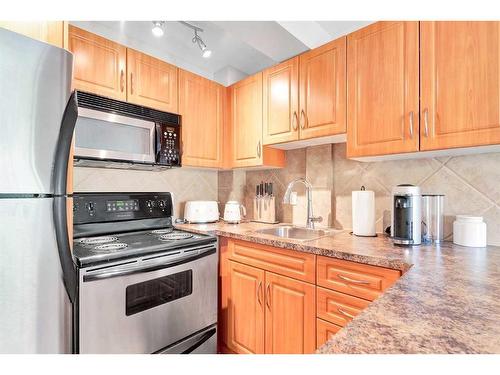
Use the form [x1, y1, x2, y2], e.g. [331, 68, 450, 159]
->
[257, 281, 263, 306]
[423, 108, 429, 137]
[337, 274, 370, 285]
[292, 111, 299, 131]
[337, 307, 355, 320]
[409, 111, 414, 139]
[130, 73, 134, 95]
[120, 69, 125, 92]
[300, 109, 306, 129]
[266, 283, 271, 309]
[257, 141, 261, 158]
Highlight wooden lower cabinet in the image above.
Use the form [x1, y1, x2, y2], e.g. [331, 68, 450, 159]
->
[225, 260, 316, 354]
[227, 260, 265, 354]
[265, 272, 316, 354]
[316, 319, 342, 349]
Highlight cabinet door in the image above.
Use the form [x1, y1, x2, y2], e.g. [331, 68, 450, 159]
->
[264, 272, 316, 354]
[227, 261, 265, 354]
[347, 22, 419, 157]
[127, 48, 178, 113]
[68, 25, 126, 100]
[299, 37, 346, 140]
[231, 73, 263, 167]
[0, 21, 66, 48]
[263, 57, 299, 145]
[179, 70, 223, 168]
[421, 21, 500, 150]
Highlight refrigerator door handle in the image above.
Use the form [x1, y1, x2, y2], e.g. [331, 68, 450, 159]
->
[53, 92, 79, 304]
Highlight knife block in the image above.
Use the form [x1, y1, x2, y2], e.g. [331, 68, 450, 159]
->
[252, 196, 278, 224]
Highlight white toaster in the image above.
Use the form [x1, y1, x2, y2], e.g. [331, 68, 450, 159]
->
[184, 201, 219, 223]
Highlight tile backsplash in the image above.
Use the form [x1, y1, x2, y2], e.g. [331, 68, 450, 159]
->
[219, 144, 500, 246]
[74, 167, 218, 219]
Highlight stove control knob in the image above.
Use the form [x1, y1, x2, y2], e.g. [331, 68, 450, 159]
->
[146, 200, 153, 208]
[158, 200, 165, 208]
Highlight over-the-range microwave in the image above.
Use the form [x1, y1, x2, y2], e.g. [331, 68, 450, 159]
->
[73, 91, 181, 170]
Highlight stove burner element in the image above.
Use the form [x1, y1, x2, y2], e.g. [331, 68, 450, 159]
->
[150, 228, 174, 235]
[78, 236, 118, 245]
[93, 243, 128, 252]
[159, 232, 194, 241]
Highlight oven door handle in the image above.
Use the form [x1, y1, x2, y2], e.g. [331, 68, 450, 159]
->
[83, 245, 216, 282]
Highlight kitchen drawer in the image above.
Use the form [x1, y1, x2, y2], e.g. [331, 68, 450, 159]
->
[227, 239, 315, 283]
[317, 256, 400, 301]
[316, 318, 342, 349]
[317, 286, 370, 327]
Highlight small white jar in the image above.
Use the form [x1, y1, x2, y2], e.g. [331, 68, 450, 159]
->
[453, 215, 487, 247]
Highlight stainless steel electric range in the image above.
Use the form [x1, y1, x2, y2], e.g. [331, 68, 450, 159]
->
[72, 192, 218, 354]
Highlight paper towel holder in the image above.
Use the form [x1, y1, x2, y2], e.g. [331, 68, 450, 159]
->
[352, 186, 377, 237]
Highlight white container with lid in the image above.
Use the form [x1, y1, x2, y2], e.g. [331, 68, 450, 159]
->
[453, 215, 487, 247]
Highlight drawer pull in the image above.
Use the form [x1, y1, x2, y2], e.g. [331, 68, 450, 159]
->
[337, 307, 355, 320]
[337, 274, 370, 285]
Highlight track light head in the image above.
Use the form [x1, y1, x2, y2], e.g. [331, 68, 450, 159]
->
[151, 21, 165, 37]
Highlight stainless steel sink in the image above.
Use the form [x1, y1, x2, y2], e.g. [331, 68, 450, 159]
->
[254, 226, 334, 241]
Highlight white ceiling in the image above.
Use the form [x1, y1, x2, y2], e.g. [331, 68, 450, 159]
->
[70, 21, 373, 86]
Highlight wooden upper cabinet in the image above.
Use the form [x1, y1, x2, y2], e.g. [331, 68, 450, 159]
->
[127, 48, 178, 113]
[264, 272, 316, 354]
[227, 260, 265, 354]
[68, 25, 126, 100]
[0, 21, 66, 48]
[347, 22, 419, 158]
[231, 73, 264, 167]
[263, 57, 299, 144]
[420, 21, 500, 151]
[179, 69, 223, 168]
[299, 37, 346, 140]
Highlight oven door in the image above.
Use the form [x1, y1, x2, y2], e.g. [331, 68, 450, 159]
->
[78, 245, 218, 354]
[74, 107, 156, 164]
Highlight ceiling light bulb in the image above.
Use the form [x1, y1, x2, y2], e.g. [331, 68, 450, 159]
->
[202, 49, 212, 58]
[151, 21, 164, 37]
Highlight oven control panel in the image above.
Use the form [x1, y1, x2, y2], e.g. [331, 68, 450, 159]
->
[73, 192, 173, 225]
[157, 124, 181, 167]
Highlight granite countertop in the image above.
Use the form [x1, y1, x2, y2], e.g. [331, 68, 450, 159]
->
[176, 221, 500, 354]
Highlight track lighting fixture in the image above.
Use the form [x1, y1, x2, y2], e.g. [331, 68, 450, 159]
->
[179, 21, 212, 58]
[151, 21, 165, 37]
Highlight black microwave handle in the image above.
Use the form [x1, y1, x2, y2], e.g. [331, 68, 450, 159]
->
[155, 124, 162, 160]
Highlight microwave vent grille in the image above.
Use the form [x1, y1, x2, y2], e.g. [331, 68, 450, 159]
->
[75, 91, 180, 125]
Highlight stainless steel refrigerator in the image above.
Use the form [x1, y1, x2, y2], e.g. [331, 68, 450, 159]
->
[0, 28, 78, 353]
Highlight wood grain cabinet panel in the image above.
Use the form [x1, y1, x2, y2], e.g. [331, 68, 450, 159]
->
[227, 260, 265, 354]
[231, 73, 264, 167]
[420, 21, 500, 150]
[68, 25, 127, 100]
[179, 69, 223, 168]
[264, 272, 316, 354]
[228, 239, 316, 283]
[127, 48, 178, 113]
[299, 37, 346, 140]
[0, 21, 66, 48]
[317, 286, 370, 327]
[347, 21, 419, 157]
[317, 256, 401, 301]
[263, 57, 299, 144]
[316, 318, 342, 349]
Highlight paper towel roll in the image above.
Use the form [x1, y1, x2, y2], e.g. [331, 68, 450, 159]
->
[352, 189, 376, 236]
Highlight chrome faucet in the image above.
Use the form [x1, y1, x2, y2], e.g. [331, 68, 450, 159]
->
[283, 177, 323, 229]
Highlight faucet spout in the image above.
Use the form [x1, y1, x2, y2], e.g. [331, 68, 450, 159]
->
[283, 177, 322, 229]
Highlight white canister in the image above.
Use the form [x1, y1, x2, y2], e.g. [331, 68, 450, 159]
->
[352, 187, 376, 236]
[453, 215, 487, 247]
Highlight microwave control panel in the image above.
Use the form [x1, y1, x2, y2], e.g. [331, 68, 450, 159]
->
[157, 124, 181, 167]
